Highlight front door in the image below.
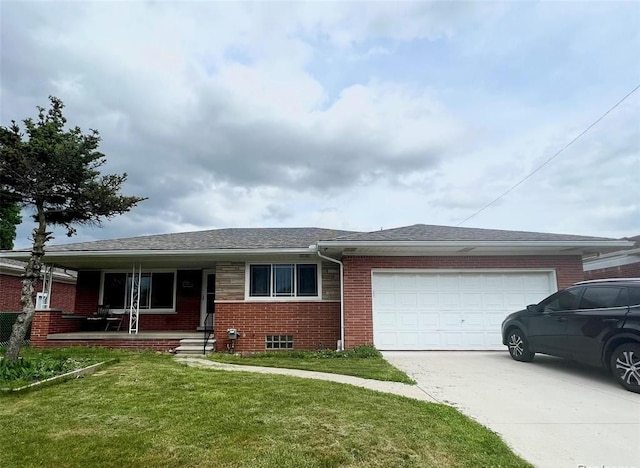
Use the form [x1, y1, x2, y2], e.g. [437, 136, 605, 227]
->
[200, 270, 215, 329]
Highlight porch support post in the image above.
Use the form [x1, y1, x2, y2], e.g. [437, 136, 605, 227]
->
[38, 264, 53, 309]
[128, 264, 141, 334]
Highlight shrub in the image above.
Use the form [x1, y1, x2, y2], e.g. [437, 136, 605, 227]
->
[0, 356, 91, 386]
[237, 345, 382, 360]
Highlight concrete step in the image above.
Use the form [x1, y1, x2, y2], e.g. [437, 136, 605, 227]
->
[179, 338, 215, 346]
[174, 337, 216, 355]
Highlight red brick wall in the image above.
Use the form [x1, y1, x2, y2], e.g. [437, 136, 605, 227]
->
[31, 310, 85, 346]
[214, 302, 340, 353]
[342, 255, 584, 349]
[37, 338, 181, 351]
[0, 273, 76, 313]
[584, 262, 640, 280]
[73, 270, 200, 331]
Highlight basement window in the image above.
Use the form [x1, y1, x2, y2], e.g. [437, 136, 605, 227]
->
[266, 335, 294, 350]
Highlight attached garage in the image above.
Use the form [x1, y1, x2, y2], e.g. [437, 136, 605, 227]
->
[372, 270, 556, 350]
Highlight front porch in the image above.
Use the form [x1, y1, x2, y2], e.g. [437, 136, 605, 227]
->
[30, 309, 214, 352]
[44, 331, 215, 353]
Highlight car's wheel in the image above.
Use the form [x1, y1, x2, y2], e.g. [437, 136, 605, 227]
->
[507, 328, 534, 362]
[610, 343, 640, 393]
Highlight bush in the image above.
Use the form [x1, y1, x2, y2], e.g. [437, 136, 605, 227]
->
[239, 344, 382, 360]
[345, 344, 382, 359]
[0, 356, 91, 386]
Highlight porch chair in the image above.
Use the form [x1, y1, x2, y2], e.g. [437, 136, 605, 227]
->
[87, 305, 123, 331]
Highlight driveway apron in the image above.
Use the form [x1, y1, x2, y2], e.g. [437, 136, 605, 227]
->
[384, 351, 640, 468]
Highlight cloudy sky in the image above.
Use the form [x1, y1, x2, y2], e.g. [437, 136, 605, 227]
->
[2, 1, 639, 249]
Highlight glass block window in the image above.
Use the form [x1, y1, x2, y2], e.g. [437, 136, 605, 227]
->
[266, 335, 294, 349]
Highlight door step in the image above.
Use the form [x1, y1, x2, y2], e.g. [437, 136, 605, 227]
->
[174, 337, 216, 355]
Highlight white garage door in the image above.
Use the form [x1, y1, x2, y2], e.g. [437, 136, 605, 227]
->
[372, 271, 555, 350]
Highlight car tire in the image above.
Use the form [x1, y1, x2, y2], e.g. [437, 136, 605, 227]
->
[507, 328, 534, 362]
[610, 343, 640, 393]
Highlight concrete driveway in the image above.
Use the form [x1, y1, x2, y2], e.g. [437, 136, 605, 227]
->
[384, 351, 640, 468]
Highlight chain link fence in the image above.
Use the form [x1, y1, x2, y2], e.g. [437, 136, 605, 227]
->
[0, 313, 31, 347]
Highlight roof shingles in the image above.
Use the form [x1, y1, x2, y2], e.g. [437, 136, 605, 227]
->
[44, 228, 358, 252]
[322, 224, 614, 243]
[14, 224, 619, 254]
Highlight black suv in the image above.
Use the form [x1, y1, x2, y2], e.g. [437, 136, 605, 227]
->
[501, 278, 640, 393]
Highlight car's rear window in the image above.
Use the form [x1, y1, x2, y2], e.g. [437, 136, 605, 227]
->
[578, 286, 627, 309]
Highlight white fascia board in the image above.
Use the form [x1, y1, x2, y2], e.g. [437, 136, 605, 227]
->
[583, 251, 640, 271]
[316, 240, 633, 249]
[0, 247, 316, 260]
[0, 261, 77, 283]
[585, 247, 640, 261]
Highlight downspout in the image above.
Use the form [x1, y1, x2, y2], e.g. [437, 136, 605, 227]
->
[316, 248, 345, 351]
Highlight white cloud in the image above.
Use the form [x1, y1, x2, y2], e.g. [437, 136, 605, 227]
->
[3, 1, 639, 250]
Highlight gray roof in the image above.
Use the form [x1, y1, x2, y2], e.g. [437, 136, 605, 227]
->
[323, 224, 616, 243]
[43, 227, 358, 252]
[4, 225, 622, 256]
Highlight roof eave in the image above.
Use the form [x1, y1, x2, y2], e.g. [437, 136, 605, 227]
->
[0, 247, 317, 260]
[316, 240, 634, 249]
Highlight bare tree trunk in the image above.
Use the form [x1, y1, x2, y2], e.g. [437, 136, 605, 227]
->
[4, 205, 49, 361]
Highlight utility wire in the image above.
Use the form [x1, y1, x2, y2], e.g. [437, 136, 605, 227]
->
[457, 83, 640, 226]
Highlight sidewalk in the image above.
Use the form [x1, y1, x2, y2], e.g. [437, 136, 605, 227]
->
[174, 356, 439, 403]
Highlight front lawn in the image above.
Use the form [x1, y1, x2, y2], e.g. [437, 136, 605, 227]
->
[210, 345, 415, 383]
[0, 349, 531, 467]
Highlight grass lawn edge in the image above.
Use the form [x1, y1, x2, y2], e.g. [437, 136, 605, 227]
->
[1, 357, 119, 394]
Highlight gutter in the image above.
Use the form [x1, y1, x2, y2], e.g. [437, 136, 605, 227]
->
[316, 248, 345, 351]
[316, 240, 635, 249]
[0, 247, 315, 260]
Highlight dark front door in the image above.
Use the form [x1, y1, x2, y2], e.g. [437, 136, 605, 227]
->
[201, 271, 216, 329]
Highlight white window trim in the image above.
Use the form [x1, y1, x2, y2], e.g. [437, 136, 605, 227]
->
[244, 262, 323, 301]
[99, 269, 178, 314]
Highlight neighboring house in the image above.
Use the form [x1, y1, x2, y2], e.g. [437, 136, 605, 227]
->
[583, 235, 640, 280]
[0, 224, 631, 352]
[0, 258, 77, 345]
[0, 258, 77, 313]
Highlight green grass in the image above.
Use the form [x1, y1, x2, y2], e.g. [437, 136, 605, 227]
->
[211, 345, 416, 384]
[0, 349, 531, 467]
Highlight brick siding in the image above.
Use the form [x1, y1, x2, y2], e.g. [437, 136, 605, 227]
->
[341, 255, 584, 349]
[584, 262, 640, 280]
[214, 301, 340, 353]
[0, 273, 76, 313]
[40, 340, 181, 351]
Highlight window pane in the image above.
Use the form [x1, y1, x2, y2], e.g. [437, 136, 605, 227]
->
[274, 264, 294, 296]
[629, 288, 640, 306]
[126, 273, 151, 309]
[250, 265, 270, 296]
[579, 287, 627, 309]
[103, 273, 126, 309]
[297, 264, 318, 296]
[540, 289, 580, 312]
[151, 273, 175, 308]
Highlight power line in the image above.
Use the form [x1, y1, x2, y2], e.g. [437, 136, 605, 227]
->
[457, 83, 640, 226]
